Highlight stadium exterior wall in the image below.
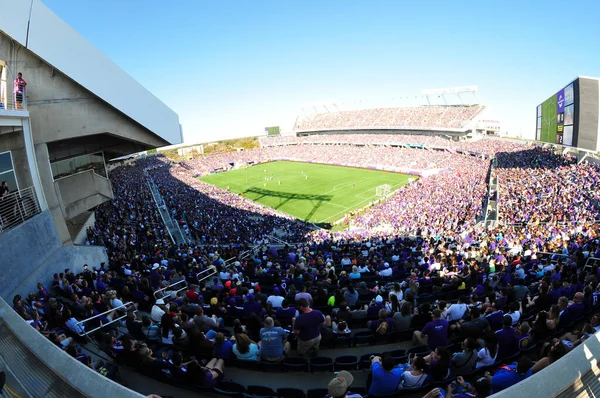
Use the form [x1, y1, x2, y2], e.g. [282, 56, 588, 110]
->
[0, 0, 182, 145]
[0, 210, 108, 301]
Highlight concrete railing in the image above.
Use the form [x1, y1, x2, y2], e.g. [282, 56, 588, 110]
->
[0, 297, 144, 398]
[495, 331, 600, 397]
[54, 169, 114, 220]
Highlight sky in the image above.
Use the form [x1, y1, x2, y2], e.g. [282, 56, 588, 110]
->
[41, 0, 600, 144]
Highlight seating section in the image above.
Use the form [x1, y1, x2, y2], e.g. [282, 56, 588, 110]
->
[9, 135, 600, 397]
[294, 105, 487, 132]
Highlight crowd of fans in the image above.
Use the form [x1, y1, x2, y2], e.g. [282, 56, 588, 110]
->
[259, 134, 525, 157]
[10, 135, 600, 398]
[294, 105, 487, 131]
[496, 147, 600, 225]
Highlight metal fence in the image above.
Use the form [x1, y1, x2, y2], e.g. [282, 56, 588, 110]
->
[0, 186, 41, 235]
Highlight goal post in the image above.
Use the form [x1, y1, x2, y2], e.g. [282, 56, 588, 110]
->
[376, 184, 391, 197]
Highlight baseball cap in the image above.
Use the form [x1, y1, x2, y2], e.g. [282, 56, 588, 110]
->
[328, 370, 354, 397]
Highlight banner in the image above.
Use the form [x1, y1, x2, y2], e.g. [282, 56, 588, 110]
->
[557, 89, 565, 113]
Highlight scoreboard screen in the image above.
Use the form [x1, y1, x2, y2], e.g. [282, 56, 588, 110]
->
[536, 81, 576, 146]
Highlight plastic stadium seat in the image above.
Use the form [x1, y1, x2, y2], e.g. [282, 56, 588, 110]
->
[260, 361, 284, 372]
[334, 355, 359, 371]
[389, 349, 406, 359]
[236, 359, 259, 370]
[407, 344, 429, 356]
[360, 353, 381, 369]
[392, 329, 415, 343]
[277, 388, 305, 398]
[245, 385, 277, 398]
[307, 389, 328, 398]
[353, 330, 374, 346]
[309, 356, 334, 372]
[331, 334, 353, 348]
[283, 356, 309, 372]
[214, 381, 247, 397]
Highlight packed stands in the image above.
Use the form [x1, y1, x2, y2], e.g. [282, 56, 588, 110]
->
[10, 136, 600, 397]
[496, 148, 600, 225]
[294, 105, 487, 132]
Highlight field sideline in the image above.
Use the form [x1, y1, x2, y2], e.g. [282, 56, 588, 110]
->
[199, 161, 412, 225]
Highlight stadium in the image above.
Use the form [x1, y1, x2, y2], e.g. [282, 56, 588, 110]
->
[2, 2, 600, 398]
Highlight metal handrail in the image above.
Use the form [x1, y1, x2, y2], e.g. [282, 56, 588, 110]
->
[74, 301, 137, 337]
[0, 186, 41, 235]
[153, 279, 187, 300]
[584, 257, 600, 271]
[197, 265, 217, 283]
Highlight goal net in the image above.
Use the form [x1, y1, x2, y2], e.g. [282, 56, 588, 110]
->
[376, 184, 391, 197]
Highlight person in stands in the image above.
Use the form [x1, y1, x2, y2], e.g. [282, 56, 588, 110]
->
[325, 370, 362, 398]
[368, 354, 403, 396]
[413, 309, 449, 350]
[13, 72, 27, 109]
[294, 298, 325, 358]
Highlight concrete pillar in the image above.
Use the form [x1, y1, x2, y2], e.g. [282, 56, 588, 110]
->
[21, 116, 48, 211]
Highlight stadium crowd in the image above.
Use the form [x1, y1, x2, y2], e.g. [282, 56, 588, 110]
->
[10, 136, 600, 398]
[496, 148, 600, 225]
[259, 135, 525, 157]
[294, 105, 487, 131]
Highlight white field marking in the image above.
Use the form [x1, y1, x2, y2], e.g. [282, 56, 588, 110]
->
[328, 178, 370, 193]
[317, 180, 408, 223]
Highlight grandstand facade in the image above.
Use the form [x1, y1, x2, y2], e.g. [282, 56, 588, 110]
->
[294, 87, 489, 138]
[0, 2, 180, 396]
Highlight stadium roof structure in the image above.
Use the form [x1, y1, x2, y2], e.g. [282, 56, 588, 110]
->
[0, 0, 182, 145]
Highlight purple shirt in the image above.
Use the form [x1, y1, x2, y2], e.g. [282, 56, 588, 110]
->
[495, 327, 518, 358]
[294, 309, 325, 341]
[421, 318, 449, 350]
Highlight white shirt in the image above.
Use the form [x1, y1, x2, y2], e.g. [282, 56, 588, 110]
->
[65, 317, 84, 334]
[110, 298, 124, 309]
[389, 290, 403, 301]
[379, 268, 392, 277]
[267, 295, 284, 308]
[444, 303, 467, 322]
[508, 311, 521, 325]
[476, 347, 497, 368]
[151, 305, 166, 322]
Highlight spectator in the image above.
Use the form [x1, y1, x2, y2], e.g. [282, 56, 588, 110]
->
[294, 298, 325, 358]
[443, 297, 468, 322]
[452, 337, 478, 375]
[326, 370, 362, 398]
[259, 317, 290, 361]
[213, 332, 233, 359]
[413, 309, 449, 350]
[232, 333, 259, 362]
[488, 357, 533, 392]
[476, 334, 499, 368]
[13, 72, 27, 110]
[495, 315, 518, 359]
[368, 354, 403, 396]
[393, 302, 413, 331]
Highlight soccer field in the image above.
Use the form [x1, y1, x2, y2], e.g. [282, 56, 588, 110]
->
[199, 161, 412, 225]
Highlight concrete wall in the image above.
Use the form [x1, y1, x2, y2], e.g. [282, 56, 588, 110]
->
[0, 210, 107, 301]
[0, 0, 182, 145]
[578, 77, 600, 152]
[54, 169, 113, 220]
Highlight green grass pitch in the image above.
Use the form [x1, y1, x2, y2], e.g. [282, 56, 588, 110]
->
[199, 161, 413, 225]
